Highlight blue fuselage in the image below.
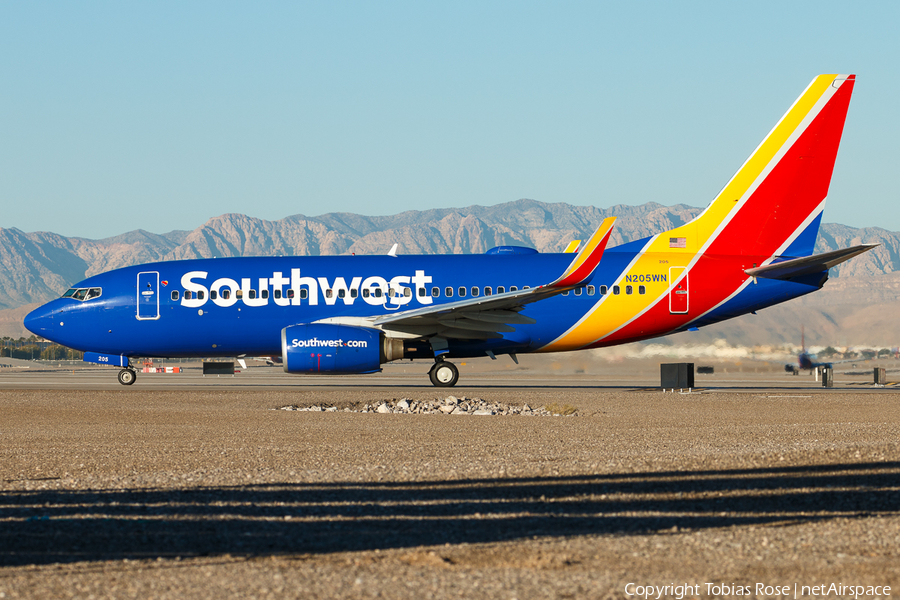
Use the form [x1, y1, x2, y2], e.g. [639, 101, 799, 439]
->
[24, 244, 823, 360]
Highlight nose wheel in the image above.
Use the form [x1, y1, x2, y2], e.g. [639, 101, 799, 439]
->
[117, 368, 137, 386]
[429, 360, 458, 387]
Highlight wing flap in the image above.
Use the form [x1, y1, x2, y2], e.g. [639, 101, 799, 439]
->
[457, 310, 536, 325]
[437, 318, 516, 333]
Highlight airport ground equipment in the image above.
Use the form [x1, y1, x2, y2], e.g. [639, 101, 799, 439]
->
[822, 367, 834, 388]
[203, 362, 235, 376]
[661, 363, 694, 390]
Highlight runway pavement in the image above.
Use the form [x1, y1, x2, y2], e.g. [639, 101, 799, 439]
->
[1, 363, 899, 599]
[0, 357, 896, 392]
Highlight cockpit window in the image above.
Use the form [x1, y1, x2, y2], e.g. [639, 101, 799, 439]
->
[62, 287, 102, 302]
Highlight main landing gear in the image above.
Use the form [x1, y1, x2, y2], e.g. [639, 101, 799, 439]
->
[428, 358, 459, 387]
[117, 368, 137, 386]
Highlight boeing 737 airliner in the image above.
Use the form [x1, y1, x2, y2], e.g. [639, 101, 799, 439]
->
[25, 74, 874, 387]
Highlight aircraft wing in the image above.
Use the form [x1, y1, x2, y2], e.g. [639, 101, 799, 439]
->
[373, 217, 616, 340]
[745, 244, 878, 280]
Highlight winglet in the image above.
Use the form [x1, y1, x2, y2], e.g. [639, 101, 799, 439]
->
[549, 217, 616, 287]
[563, 240, 581, 253]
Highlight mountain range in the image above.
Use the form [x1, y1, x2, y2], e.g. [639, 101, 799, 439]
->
[2, 199, 899, 346]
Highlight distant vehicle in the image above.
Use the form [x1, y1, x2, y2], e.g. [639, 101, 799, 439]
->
[785, 327, 860, 374]
[25, 74, 875, 387]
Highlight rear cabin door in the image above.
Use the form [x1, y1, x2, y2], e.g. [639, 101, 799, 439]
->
[137, 271, 160, 320]
[668, 267, 689, 314]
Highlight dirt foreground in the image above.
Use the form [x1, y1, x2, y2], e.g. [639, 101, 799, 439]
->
[1, 386, 898, 599]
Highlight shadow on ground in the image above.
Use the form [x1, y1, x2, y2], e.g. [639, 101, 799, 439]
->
[2, 462, 898, 566]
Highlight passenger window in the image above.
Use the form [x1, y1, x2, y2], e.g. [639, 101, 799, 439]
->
[626, 285, 633, 295]
[510, 286, 518, 292]
[222, 290, 231, 300]
[497, 286, 505, 294]
[458, 287, 466, 297]
[287, 289, 294, 299]
[523, 285, 530, 289]
[374, 288, 382, 298]
[338, 289, 346, 299]
[184, 290, 193, 301]
[362, 289, 370, 298]
[587, 285, 595, 296]
[249, 290, 257, 300]
[613, 286, 620, 295]
[198, 290, 205, 300]
[431, 287, 439, 297]
[471, 287, 479, 297]
[210, 290, 217, 300]
[350, 289, 358, 298]
[639, 285, 646, 295]
[562, 290, 569, 296]
[300, 289, 308, 299]
[484, 287, 492, 296]
[418, 287, 426, 297]
[445, 287, 453, 298]
[73, 289, 88, 300]
[171, 290, 179, 301]
[274, 289, 281, 299]
[236, 290, 243, 299]
[325, 289, 332, 299]
[261, 290, 269, 300]
[404, 288, 411, 297]
[574, 287, 582, 296]
[600, 285, 608, 295]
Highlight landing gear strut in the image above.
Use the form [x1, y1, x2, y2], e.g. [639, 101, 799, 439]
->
[117, 368, 137, 386]
[429, 359, 459, 387]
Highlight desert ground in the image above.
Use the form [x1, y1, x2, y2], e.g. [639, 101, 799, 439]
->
[1, 354, 898, 599]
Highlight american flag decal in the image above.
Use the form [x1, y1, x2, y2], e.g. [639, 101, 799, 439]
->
[669, 237, 686, 248]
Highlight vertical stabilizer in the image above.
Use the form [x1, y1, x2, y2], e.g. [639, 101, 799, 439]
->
[684, 74, 855, 258]
[542, 75, 857, 352]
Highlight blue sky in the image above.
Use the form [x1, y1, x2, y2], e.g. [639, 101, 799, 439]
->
[2, 1, 898, 239]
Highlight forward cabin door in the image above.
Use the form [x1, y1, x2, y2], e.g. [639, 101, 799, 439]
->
[137, 271, 160, 320]
[668, 267, 689, 314]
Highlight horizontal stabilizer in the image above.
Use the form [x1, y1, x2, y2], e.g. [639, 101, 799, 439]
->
[744, 244, 878, 280]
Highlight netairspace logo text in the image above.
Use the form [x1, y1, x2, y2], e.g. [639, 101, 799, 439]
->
[624, 582, 891, 599]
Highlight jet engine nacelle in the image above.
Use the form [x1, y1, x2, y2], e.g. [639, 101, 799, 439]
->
[281, 323, 411, 374]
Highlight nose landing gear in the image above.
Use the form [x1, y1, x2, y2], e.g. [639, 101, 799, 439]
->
[117, 368, 137, 386]
[428, 359, 458, 387]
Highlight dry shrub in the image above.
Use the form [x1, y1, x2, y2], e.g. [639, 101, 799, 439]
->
[544, 403, 577, 416]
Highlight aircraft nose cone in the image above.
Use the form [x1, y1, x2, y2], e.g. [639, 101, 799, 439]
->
[24, 304, 54, 336]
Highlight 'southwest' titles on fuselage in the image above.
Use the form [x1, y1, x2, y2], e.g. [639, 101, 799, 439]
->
[179, 269, 435, 308]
